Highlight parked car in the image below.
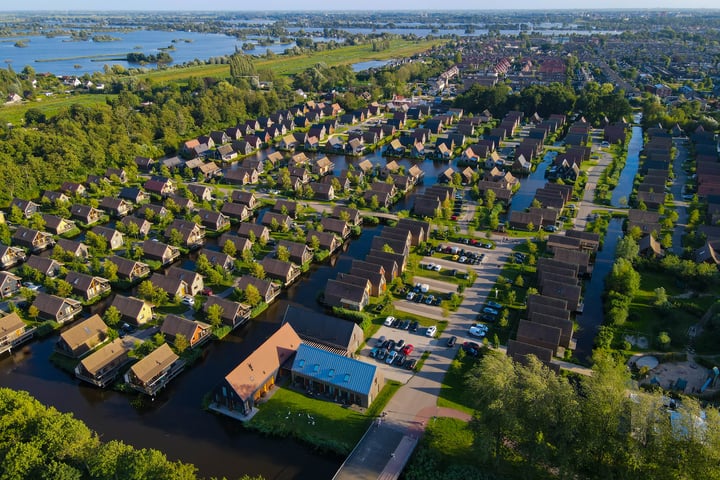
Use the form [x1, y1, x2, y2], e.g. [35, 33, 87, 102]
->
[376, 335, 386, 347]
[23, 282, 41, 291]
[394, 354, 406, 366]
[415, 294, 424, 303]
[201, 287, 214, 296]
[447, 336, 457, 347]
[426, 325, 437, 337]
[486, 301, 503, 310]
[482, 307, 499, 315]
[409, 321, 419, 332]
[433, 297, 442, 306]
[462, 341, 480, 357]
[387, 340, 396, 351]
[469, 325, 488, 338]
[406, 292, 416, 301]
[401, 320, 411, 330]
[402, 344, 414, 356]
[376, 349, 387, 361]
[432, 264, 442, 272]
[392, 318, 401, 328]
[384, 316, 395, 326]
[425, 295, 435, 305]
[477, 313, 497, 323]
[386, 350, 398, 365]
[181, 296, 195, 306]
[404, 358, 418, 370]
[396, 339, 405, 350]
[369, 347, 379, 358]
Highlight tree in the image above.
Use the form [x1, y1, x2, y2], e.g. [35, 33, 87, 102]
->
[276, 245, 290, 262]
[103, 306, 121, 327]
[369, 195, 379, 210]
[222, 240, 237, 257]
[206, 304, 224, 328]
[309, 235, 320, 250]
[241, 248, 254, 264]
[525, 238, 538, 256]
[615, 236, 639, 262]
[244, 284, 262, 307]
[174, 334, 189, 353]
[656, 331, 671, 350]
[103, 259, 119, 282]
[168, 228, 183, 247]
[28, 305, 39, 320]
[484, 189, 496, 210]
[249, 263, 265, 279]
[515, 274, 524, 288]
[54, 279, 73, 298]
[654, 287, 668, 307]
[137, 280, 155, 301]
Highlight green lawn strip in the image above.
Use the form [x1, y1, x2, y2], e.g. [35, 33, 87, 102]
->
[0, 93, 116, 125]
[437, 353, 477, 415]
[248, 381, 401, 455]
[404, 417, 483, 477]
[155, 303, 190, 315]
[415, 350, 432, 372]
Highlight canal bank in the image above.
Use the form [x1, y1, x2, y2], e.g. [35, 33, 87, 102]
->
[574, 217, 624, 361]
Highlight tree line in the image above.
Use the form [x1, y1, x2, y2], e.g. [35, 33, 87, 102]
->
[0, 389, 209, 479]
[443, 351, 720, 480]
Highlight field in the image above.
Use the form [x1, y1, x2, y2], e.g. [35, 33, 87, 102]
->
[0, 93, 115, 125]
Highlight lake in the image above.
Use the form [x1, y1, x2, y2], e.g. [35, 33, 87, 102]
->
[0, 30, 245, 76]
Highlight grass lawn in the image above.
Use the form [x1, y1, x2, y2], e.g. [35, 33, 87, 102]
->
[404, 417, 484, 478]
[0, 93, 116, 125]
[249, 380, 401, 455]
[437, 352, 478, 415]
[156, 303, 191, 315]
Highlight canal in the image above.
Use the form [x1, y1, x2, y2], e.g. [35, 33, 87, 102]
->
[574, 217, 624, 361]
[610, 124, 643, 207]
[508, 151, 556, 213]
[0, 226, 381, 480]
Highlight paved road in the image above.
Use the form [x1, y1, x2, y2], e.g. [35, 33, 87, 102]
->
[575, 130, 615, 231]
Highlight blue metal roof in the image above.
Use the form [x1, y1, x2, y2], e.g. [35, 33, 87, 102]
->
[291, 344, 378, 395]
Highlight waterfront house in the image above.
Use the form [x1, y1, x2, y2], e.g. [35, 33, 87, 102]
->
[150, 273, 188, 299]
[125, 343, 185, 396]
[237, 223, 270, 243]
[281, 304, 364, 356]
[217, 233, 252, 254]
[56, 314, 108, 358]
[212, 323, 302, 417]
[199, 209, 230, 232]
[32, 292, 82, 324]
[65, 271, 111, 301]
[9, 198, 39, 218]
[74, 338, 132, 387]
[167, 267, 204, 296]
[306, 230, 341, 253]
[109, 295, 154, 326]
[0, 244, 26, 269]
[221, 203, 251, 222]
[231, 191, 258, 209]
[236, 276, 281, 304]
[203, 296, 251, 330]
[261, 212, 292, 231]
[272, 199, 299, 218]
[119, 187, 150, 204]
[0, 312, 34, 355]
[12, 227, 55, 253]
[290, 344, 384, 408]
[142, 240, 180, 266]
[41, 214, 75, 235]
[108, 256, 150, 282]
[320, 217, 350, 239]
[277, 240, 313, 265]
[323, 279, 370, 311]
[161, 314, 212, 348]
[56, 239, 89, 260]
[26, 256, 63, 278]
[198, 248, 236, 272]
[260, 258, 301, 287]
[0, 272, 21, 298]
[99, 197, 133, 218]
[91, 226, 124, 250]
[70, 204, 102, 225]
[164, 220, 205, 249]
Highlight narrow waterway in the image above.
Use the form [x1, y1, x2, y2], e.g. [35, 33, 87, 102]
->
[610, 125, 643, 207]
[0, 227, 381, 480]
[508, 151, 556, 213]
[574, 217, 624, 361]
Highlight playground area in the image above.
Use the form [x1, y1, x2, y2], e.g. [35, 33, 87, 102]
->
[630, 355, 719, 395]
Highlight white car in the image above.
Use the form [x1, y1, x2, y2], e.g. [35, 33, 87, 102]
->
[432, 264, 442, 272]
[23, 282, 41, 291]
[181, 296, 195, 307]
[425, 263, 436, 270]
[406, 292, 416, 301]
[468, 326, 487, 338]
[420, 284, 430, 293]
[384, 316, 395, 326]
[426, 325, 437, 337]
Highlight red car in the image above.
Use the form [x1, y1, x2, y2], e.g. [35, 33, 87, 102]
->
[402, 344, 414, 356]
[201, 287, 214, 296]
[451, 215, 458, 221]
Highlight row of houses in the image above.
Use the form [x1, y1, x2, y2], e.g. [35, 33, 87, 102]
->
[321, 218, 430, 311]
[690, 126, 720, 265]
[508, 183, 573, 230]
[636, 127, 673, 210]
[508, 228, 601, 370]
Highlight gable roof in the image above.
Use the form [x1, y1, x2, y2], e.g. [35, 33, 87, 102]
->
[78, 338, 130, 376]
[127, 343, 179, 384]
[59, 314, 108, 352]
[224, 323, 302, 401]
[0, 312, 25, 339]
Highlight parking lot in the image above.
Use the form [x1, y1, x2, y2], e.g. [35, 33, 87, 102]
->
[357, 322, 453, 383]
